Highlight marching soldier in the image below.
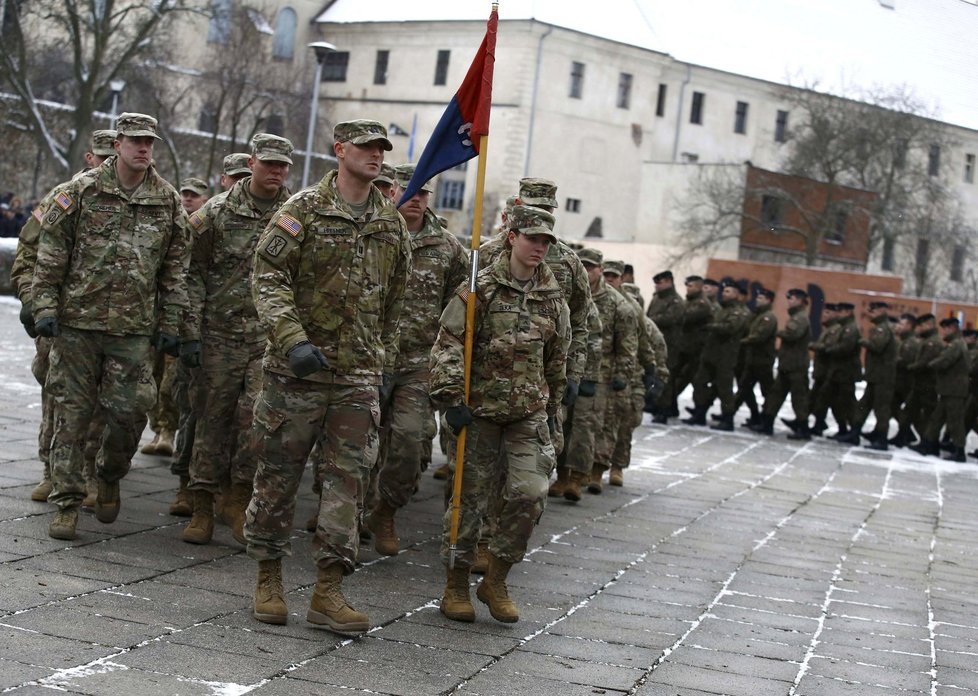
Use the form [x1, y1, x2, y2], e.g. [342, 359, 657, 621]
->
[733, 288, 777, 428]
[754, 288, 811, 438]
[906, 314, 943, 449]
[838, 301, 897, 450]
[646, 270, 683, 420]
[888, 313, 920, 447]
[821, 302, 860, 439]
[659, 275, 713, 424]
[913, 318, 970, 461]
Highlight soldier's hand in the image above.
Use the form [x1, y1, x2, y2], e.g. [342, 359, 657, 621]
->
[562, 379, 579, 407]
[287, 341, 329, 378]
[35, 316, 60, 338]
[154, 332, 181, 357]
[379, 373, 395, 408]
[578, 380, 597, 397]
[611, 376, 628, 392]
[445, 404, 473, 435]
[19, 302, 37, 338]
[642, 366, 657, 390]
[179, 340, 202, 368]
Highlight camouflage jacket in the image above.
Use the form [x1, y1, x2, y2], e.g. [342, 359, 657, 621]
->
[909, 329, 945, 390]
[480, 233, 590, 383]
[186, 177, 291, 345]
[646, 286, 684, 351]
[581, 300, 604, 383]
[395, 209, 468, 374]
[590, 278, 638, 384]
[430, 251, 570, 420]
[702, 300, 751, 365]
[679, 290, 714, 354]
[823, 315, 862, 381]
[32, 157, 189, 337]
[776, 305, 811, 373]
[619, 289, 656, 372]
[252, 170, 411, 385]
[859, 314, 897, 384]
[930, 334, 970, 397]
[741, 303, 777, 366]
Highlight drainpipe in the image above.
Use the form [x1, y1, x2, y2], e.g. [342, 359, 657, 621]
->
[524, 22, 553, 176]
[671, 62, 692, 162]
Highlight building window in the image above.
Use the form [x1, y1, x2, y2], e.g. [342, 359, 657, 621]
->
[434, 50, 450, 86]
[322, 51, 349, 82]
[965, 153, 975, 183]
[775, 110, 789, 143]
[264, 113, 285, 135]
[760, 195, 785, 229]
[827, 208, 847, 245]
[198, 103, 218, 133]
[569, 61, 585, 99]
[656, 83, 667, 117]
[207, 0, 231, 44]
[928, 144, 941, 177]
[374, 50, 389, 85]
[734, 101, 749, 134]
[893, 139, 907, 169]
[436, 180, 465, 210]
[916, 237, 930, 269]
[566, 198, 581, 213]
[881, 236, 895, 271]
[690, 91, 704, 125]
[951, 245, 966, 282]
[617, 73, 632, 110]
[271, 7, 296, 60]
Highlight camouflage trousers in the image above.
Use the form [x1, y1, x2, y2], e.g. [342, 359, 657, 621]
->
[189, 337, 263, 493]
[31, 337, 55, 473]
[47, 328, 156, 508]
[561, 383, 609, 475]
[148, 352, 179, 433]
[244, 371, 380, 574]
[597, 387, 631, 469]
[925, 395, 966, 447]
[441, 411, 554, 568]
[611, 394, 642, 470]
[763, 369, 810, 422]
[850, 381, 895, 439]
[171, 361, 200, 479]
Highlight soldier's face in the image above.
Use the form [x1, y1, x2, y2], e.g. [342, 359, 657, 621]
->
[584, 264, 602, 285]
[787, 295, 803, 309]
[114, 136, 154, 172]
[704, 285, 718, 298]
[336, 141, 385, 183]
[721, 286, 739, 303]
[180, 191, 208, 214]
[509, 231, 550, 268]
[603, 272, 621, 289]
[898, 318, 914, 335]
[654, 279, 672, 292]
[756, 295, 771, 308]
[399, 190, 430, 229]
[686, 280, 703, 294]
[250, 158, 289, 196]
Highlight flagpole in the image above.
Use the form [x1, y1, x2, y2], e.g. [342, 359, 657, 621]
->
[448, 132, 490, 570]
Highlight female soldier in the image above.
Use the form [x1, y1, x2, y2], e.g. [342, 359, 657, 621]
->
[429, 204, 570, 624]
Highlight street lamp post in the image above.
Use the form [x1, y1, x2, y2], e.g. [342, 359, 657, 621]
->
[302, 41, 337, 189]
[108, 79, 126, 129]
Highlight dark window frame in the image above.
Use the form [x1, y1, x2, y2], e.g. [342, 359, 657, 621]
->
[734, 100, 749, 134]
[655, 83, 667, 117]
[322, 51, 350, 82]
[569, 61, 585, 99]
[690, 91, 705, 125]
[434, 49, 450, 86]
[373, 49, 389, 85]
[774, 109, 789, 143]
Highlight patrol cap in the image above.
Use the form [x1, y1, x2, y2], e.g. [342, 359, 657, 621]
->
[721, 278, 747, 294]
[223, 152, 252, 177]
[251, 133, 294, 164]
[868, 300, 890, 310]
[577, 247, 604, 267]
[837, 302, 855, 311]
[703, 278, 720, 287]
[508, 204, 557, 242]
[653, 270, 674, 283]
[685, 275, 704, 284]
[939, 317, 960, 328]
[519, 177, 558, 208]
[621, 283, 641, 300]
[333, 119, 393, 151]
[115, 112, 162, 140]
[180, 177, 209, 195]
[394, 163, 434, 193]
[374, 162, 396, 186]
[757, 288, 775, 300]
[963, 328, 978, 338]
[916, 313, 935, 324]
[603, 260, 625, 277]
[90, 130, 117, 156]
[786, 288, 808, 299]
[824, 303, 839, 312]
[502, 194, 518, 218]
[623, 264, 635, 276]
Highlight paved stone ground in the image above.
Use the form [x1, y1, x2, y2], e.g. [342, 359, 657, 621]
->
[2, 296, 978, 695]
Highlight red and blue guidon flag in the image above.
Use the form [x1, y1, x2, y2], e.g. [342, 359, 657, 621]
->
[397, 7, 497, 207]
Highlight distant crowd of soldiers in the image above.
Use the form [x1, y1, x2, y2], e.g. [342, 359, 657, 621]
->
[646, 272, 976, 461]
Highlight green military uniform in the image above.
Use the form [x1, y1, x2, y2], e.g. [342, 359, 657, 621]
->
[689, 291, 750, 423]
[735, 301, 777, 423]
[760, 301, 811, 434]
[670, 288, 714, 416]
[845, 310, 897, 447]
[821, 311, 861, 435]
[907, 325, 943, 441]
[646, 279, 684, 415]
[890, 326, 921, 445]
[964, 336, 978, 452]
[809, 313, 841, 433]
[921, 327, 970, 459]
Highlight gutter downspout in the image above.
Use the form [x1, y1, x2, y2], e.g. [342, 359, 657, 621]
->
[671, 62, 692, 162]
[524, 22, 553, 176]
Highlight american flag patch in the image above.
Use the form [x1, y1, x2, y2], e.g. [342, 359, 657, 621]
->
[188, 211, 204, 229]
[276, 213, 302, 237]
[54, 191, 73, 210]
[32, 207, 44, 223]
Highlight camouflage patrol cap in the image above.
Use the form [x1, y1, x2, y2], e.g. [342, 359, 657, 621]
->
[576, 247, 603, 267]
[394, 163, 434, 193]
[509, 204, 557, 242]
[90, 130, 117, 157]
[180, 177, 209, 195]
[333, 119, 393, 151]
[251, 133, 294, 164]
[519, 177, 558, 208]
[115, 112, 161, 140]
[374, 162, 396, 186]
[603, 260, 625, 277]
[502, 194, 518, 219]
[621, 282, 641, 299]
[223, 152, 251, 177]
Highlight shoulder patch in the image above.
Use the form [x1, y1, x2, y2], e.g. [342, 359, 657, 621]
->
[188, 211, 206, 230]
[32, 207, 44, 223]
[54, 191, 74, 211]
[264, 234, 290, 258]
[276, 213, 302, 237]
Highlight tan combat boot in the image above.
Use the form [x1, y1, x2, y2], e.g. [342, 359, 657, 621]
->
[48, 508, 78, 541]
[609, 466, 625, 487]
[307, 564, 369, 635]
[564, 471, 587, 502]
[367, 500, 399, 556]
[547, 467, 569, 497]
[140, 432, 161, 455]
[253, 559, 288, 625]
[169, 476, 194, 517]
[31, 476, 53, 502]
[94, 480, 120, 523]
[182, 490, 214, 544]
[225, 482, 252, 545]
[432, 463, 452, 480]
[81, 479, 97, 508]
[587, 465, 607, 494]
[154, 429, 175, 457]
[471, 540, 490, 574]
[440, 566, 475, 622]
[476, 554, 519, 623]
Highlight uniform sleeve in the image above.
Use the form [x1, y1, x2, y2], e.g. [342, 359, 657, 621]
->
[860, 324, 892, 354]
[564, 257, 592, 384]
[612, 302, 640, 381]
[11, 192, 55, 304]
[429, 287, 470, 409]
[252, 203, 309, 356]
[32, 186, 82, 322]
[823, 323, 860, 355]
[682, 297, 713, 327]
[442, 236, 470, 311]
[184, 205, 214, 341]
[155, 194, 191, 337]
[778, 314, 808, 342]
[635, 309, 656, 370]
[744, 312, 777, 344]
[648, 319, 670, 381]
[381, 221, 413, 374]
[582, 300, 603, 383]
[544, 299, 571, 416]
[929, 340, 964, 371]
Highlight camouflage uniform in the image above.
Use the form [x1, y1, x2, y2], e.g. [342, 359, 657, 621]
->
[32, 138, 189, 510]
[613, 284, 657, 471]
[244, 168, 411, 574]
[430, 250, 570, 567]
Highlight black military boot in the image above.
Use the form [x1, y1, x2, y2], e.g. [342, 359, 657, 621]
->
[780, 417, 800, 432]
[651, 413, 669, 425]
[888, 425, 910, 447]
[943, 446, 966, 463]
[709, 415, 734, 432]
[810, 417, 828, 436]
[911, 439, 939, 457]
[865, 434, 888, 451]
[755, 413, 775, 435]
[835, 430, 860, 446]
[743, 412, 760, 429]
[939, 437, 955, 453]
[681, 407, 707, 426]
[786, 423, 811, 441]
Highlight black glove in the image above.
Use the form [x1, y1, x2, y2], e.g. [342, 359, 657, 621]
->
[445, 404, 473, 435]
[179, 340, 202, 368]
[578, 380, 596, 397]
[562, 379, 579, 407]
[287, 341, 329, 378]
[35, 316, 60, 338]
[646, 375, 666, 402]
[643, 365, 657, 390]
[379, 373, 395, 408]
[547, 414, 556, 437]
[154, 332, 180, 357]
[19, 302, 37, 338]
[611, 376, 628, 392]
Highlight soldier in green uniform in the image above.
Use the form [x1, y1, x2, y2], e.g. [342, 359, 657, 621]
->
[220, 153, 252, 191]
[372, 162, 397, 201]
[914, 318, 970, 461]
[838, 301, 897, 450]
[431, 205, 569, 625]
[754, 288, 811, 438]
[905, 314, 943, 448]
[733, 288, 777, 428]
[888, 313, 920, 447]
[659, 275, 713, 423]
[646, 270, 683, 420]
[245, 120, 411, 636]
[821, 302, 861, 440]
[963, 329, 978, 457]
[807, 303, 838, 435]
[32, 113, 190, 540]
